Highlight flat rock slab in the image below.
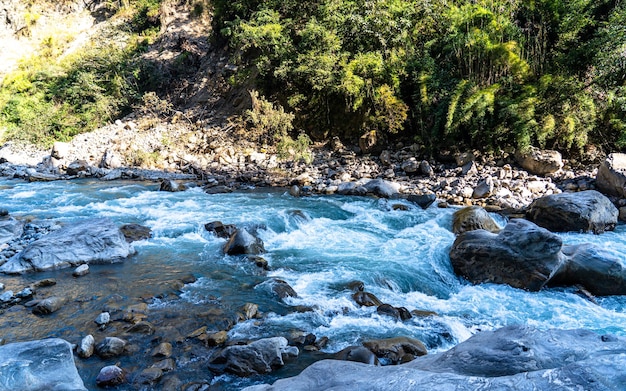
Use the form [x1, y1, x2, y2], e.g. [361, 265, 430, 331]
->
[245, 326, 626, 391]
[0, 338, 87, 391]
[0, 218, 133, 274]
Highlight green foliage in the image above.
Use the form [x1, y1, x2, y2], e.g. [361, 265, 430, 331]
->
[214, 0, 626, 155]
[0, 0, 165, 147]
[244, 90, 312, 163]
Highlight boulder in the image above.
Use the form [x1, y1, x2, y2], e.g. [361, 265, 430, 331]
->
[32, 296, 66, 315]
[407, 194, 436, 209]
[100, 149, 122, 169]
[26, 170, 60, 182]
[0, 338, 87, 391]
[358, 130, 384, 154]
[76, 335, 95, 359]
[515, 146, 563, 175]
[362, 178, 401, 198]
[596, 152, 626, 197]
[550, 243, 626, 296]
[245, 326, 626, 391]
[334, 346, 379, 365]
[0, 218, 133, 274]
[65, 160, 90, 176]
[204, 221, 237, 239]
[119, 223, 151, 242]
[96, 337, 127, 358]
[419, 160, 435, 177]
[96, 365, 126, 387]
[209, 337, 297, 377]
[526, 190, 618, 234]
[363, 336, 427, 364]
[223, 228, 265, 255]
[0, 216, 23, 246]
[451, 206, 501, 235]
[51, 142, 70, 160]
[159, 179, 186, 192]
[472, 176, 494, 199]
[449, 219, 564, 291]
[72, 264, 89, 277]
[352, 291, 382, 307]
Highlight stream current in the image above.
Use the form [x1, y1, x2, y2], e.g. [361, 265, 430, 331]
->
[0, 177, 624, 389]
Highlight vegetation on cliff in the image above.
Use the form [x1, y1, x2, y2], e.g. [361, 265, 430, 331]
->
[214, 0, 626, 156]
[1, 0, 625, 158]
[0, 0, 164, 146]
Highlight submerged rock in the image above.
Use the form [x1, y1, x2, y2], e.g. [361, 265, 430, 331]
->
[526, 190, 618, 234]
[246, 326, 626, 391]
[0, 338, 87, 391]
[0, 218, 133, 274]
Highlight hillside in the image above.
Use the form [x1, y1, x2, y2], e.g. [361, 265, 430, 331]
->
[1, 0, 625, 169]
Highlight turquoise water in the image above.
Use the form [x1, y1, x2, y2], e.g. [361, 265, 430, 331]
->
[1, 177, 625, 388]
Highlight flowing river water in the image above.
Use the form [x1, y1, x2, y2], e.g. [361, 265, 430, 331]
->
[0, 177, 625, 389]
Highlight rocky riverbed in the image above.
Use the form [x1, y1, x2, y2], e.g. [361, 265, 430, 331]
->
[1, 121, 626, 390]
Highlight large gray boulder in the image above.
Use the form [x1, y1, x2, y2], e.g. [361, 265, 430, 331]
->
[550, 243, 626, 296]
[526, 190, 618, 234]
[596, 152, 626, 197]
[515, 146, 563, 175]
[449, 219, 563, 291]
[209, 337, 297, 377]
[0, 218, 134, 274]
[0, 338, 87, 391]
[0, 216, 23, 246]
[245, 326, 626, 391]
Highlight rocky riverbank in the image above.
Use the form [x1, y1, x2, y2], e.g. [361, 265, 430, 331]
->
[0, 116, 605, 217]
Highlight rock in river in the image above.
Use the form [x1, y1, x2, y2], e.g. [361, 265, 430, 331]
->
[0, 338, 87, 391]
[209, 337, 298, 377]
[449, 219, 563, 291]
[0, 218, 134, 274]
[526, 190, 618, 234]
[245, 325, 626, 391]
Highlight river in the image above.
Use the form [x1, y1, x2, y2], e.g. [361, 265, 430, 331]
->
[0, 177, 625, 389]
